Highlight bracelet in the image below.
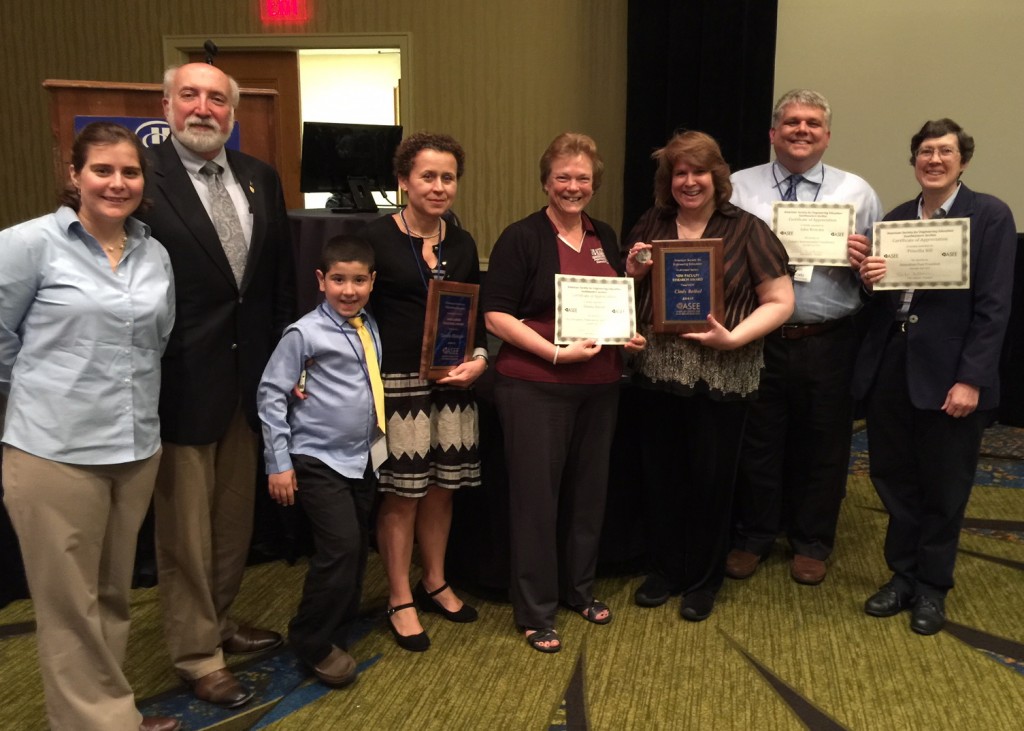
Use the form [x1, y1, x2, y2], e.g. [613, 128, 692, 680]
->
[552, 346, 560, 365]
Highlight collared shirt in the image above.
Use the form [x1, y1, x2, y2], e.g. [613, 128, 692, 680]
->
[916, 183, 961, 220]
[898, 184, 963, 317]
[731, 160, 884, 323]
[0, 207, 176, 464]
[170, 136, 253, 247]
[258, 303, 381, 479]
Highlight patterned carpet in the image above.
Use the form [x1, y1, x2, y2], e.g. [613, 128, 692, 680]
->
[1, 424, 1022, 729]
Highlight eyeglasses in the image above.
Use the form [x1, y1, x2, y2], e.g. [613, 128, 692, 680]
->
[915, 146, 959, 160]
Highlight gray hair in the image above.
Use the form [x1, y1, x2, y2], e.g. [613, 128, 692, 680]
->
[162, 64, 240, 108]
[771, 89, 832, 129]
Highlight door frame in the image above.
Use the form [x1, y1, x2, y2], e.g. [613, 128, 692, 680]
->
[162, 33, 413, 129]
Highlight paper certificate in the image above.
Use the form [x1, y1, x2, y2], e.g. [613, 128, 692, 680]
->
[554, 274, 636, 344]
[871, 218, 970, 290]
[771, 202, 855, 265]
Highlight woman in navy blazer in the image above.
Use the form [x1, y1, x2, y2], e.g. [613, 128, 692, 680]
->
[851, 119, 1017, 635]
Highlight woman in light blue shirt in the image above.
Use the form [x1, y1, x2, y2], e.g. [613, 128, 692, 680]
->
[0, 122, 176, 731]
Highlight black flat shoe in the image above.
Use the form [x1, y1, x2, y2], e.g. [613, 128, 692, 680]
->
[680, 591, 715, 622]
[635, 574, 674, 608]
[864, 580, 914, 617]
[910, 595, 945, 636]
[385, 603, 430, 652]
[413, 581, 478, 623]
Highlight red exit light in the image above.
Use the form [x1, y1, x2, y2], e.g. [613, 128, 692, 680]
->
[261, 0, 309, 23]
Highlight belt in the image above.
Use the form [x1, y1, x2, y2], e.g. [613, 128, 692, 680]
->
[778, 316, 850, 340]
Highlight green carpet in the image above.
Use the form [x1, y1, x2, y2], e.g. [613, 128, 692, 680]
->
[2, 427, 1023, 730]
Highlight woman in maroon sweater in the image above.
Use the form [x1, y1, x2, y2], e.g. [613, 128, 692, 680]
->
[482, 133, 645, 653]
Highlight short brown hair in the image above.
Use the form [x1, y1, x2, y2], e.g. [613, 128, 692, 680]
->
[651, 131, 732, 213]
[909, 118, 975, 166]
[58, 122, 149, 212]
[393, 132, 466, 179]
[539, 132, 604, 191]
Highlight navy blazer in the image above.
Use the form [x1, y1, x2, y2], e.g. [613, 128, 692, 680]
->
[852, 184, 1017, 411]
[137, 140, 296, 444]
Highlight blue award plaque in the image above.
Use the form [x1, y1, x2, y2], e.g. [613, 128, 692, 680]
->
[650, 239, 724, 333]
[419, 280, 479, 380]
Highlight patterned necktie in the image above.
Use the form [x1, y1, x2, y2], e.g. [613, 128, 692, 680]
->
[783, 174, 803, 201]
[347, 316, 386, 434]
[199, 161, 248, 285]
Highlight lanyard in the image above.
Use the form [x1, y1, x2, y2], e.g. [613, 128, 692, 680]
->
[400, 207, 445, 290]
[772, 162, 824, 202]
[316, 303, 380, 396]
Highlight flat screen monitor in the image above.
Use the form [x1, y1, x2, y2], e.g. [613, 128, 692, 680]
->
[299, 121, 403, 202]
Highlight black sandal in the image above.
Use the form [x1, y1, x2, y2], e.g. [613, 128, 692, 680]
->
[523, 627, 561, 654]
[571, 599, 612, 625]
[413, 581, 478, 623]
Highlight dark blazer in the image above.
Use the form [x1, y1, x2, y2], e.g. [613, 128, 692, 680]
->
[137, 140, 296, 444]
[852, 184, 1017, 411]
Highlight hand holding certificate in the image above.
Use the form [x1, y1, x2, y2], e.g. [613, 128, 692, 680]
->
[554, 274, 636, 344]
[871, 218, 970, 290]
[771, 202, 855, 266]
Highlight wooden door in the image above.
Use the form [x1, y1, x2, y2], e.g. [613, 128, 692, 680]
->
[190, 51, 302, 209]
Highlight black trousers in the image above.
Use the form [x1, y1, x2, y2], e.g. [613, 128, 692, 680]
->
[494, 375, 619, 630]
[733, 321, 858, 559]
[864, 331, 989, 598]
[288, 455, 375, 666]
[639, 388, 749, 596]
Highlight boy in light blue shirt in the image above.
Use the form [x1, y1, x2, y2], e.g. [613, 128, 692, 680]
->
[257, 234, 382, 687]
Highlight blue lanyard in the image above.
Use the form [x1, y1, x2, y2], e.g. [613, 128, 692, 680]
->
[316, 303, 380, 396]
[772, 162, 824, 202]
[400, 208, 445, 290]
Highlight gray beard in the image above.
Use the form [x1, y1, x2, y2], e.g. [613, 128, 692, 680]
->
[167, 108, 232, 154]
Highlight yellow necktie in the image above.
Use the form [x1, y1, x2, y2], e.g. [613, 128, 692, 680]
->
[348, 316, 386, 434]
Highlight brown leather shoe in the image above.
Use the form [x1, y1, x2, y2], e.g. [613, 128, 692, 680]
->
[140, 717, 181, 731]
[223, 625, 283, 655]
[190, 667, 253, 708]
[312, 645, 358, 688]
[790, 555, 826, 585]
[725, 549, 762, 579]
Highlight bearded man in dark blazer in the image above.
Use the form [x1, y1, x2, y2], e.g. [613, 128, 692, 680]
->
[136, 62, 295, 708]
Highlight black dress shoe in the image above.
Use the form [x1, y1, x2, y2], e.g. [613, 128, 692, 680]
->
[413, 581, 478, 623]
[189, 668, 253, 708]
[634, 574, 673, 607]
[385, 603, 430, 652]
[680, 591, 715, 622]
[910, 595, 946, 636]
[864, 581, 913, 617]
[223, 625, 283, 654]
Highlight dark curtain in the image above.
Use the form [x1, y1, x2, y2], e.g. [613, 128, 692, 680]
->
[622, 0, 779, 237]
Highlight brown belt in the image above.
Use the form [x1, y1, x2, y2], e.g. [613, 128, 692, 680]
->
[778, 317, 850, 340]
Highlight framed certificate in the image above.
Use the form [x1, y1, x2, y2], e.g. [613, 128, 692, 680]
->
[650, 239, 724, 333]
[871, 218, 971, 290]
[419, 280, 480, 380]
[771, 201, 855, 265]
[554, 274, 636, 344]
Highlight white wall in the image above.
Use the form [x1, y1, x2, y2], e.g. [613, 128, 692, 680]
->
[299, 50, 401, 207]
[775, 0, 1023, 225]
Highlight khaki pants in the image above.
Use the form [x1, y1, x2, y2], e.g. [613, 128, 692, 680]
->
[3, 446, 160, 731]
[153, 406, 257, 680]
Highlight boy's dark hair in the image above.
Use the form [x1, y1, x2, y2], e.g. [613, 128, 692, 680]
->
[319, 234, 375, 273]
